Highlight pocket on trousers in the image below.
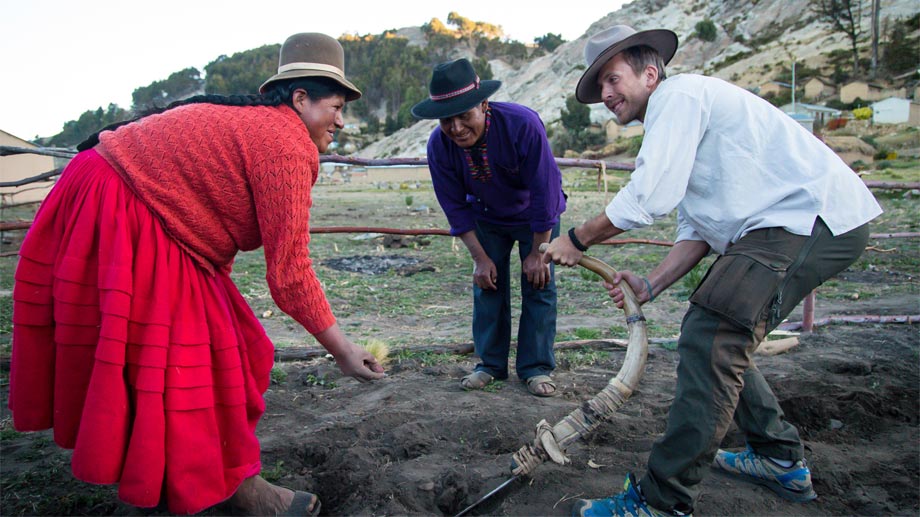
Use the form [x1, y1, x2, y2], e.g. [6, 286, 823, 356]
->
[689, 247, 795, 331]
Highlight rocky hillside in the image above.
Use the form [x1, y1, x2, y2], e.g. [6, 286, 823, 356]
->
[357, 0, 916, 159]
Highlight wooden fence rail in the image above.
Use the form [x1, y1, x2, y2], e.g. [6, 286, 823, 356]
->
[3, 145, 919, 190]
[4, 145, 919, 332]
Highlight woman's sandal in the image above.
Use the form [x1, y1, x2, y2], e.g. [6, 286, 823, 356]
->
[460, 370, 494, 390]
[525, 375, 559, 397]
[282, 491, 321, 516]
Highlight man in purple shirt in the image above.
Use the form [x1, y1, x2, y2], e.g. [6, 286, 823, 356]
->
[412, 58, 567, 397]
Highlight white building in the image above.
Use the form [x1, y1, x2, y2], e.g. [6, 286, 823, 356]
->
[780, 103, 842, 132]
[870, 97, 915, 124]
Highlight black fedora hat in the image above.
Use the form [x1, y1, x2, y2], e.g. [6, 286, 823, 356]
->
[411, 59, 501, 119]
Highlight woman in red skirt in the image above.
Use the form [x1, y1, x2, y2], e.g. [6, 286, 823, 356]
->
[8, 32, 384, 516]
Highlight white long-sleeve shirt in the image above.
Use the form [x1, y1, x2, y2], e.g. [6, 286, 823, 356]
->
[605, 74, 882, 254]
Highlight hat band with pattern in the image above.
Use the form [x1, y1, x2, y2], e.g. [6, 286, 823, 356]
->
[430, 77, 481, 101]
[410, 58, 501, 119]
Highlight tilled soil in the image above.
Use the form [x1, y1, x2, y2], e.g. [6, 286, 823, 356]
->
[1, 318, 918, 517]
[252, 324, 918, 516]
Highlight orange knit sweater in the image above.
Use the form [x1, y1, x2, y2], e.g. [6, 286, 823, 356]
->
[97, 103, 335, 335]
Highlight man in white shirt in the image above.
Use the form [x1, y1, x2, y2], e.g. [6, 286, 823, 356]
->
[542, 25, 882, 517]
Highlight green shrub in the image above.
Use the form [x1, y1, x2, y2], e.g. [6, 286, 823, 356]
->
[695, 20, 718, 42]
[626, 135, 644, 156]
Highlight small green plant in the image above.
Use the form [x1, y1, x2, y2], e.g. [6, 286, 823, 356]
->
[481, 380, 505, 393]
[579, 267, 600, 282]
[270, 367, 288, 385]
[262, 460, 286, 482]
[392, 349, 453, 366]
[573, 327, 602, 340]
[31, 435, 52, 450]
[557, 347, 612, 369]
[608, 325, 628, 339]
[674, 262, 709, 299]
[658, 340, 679, 351]
[405, 195, 414, 207]
[303, 373, 337, 389]
[0, 295, 11, 335]
[0, 427, 21, 441]
[646, 322, 679, 338]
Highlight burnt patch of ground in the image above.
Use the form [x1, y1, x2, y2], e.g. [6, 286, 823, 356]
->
[323, 254, 424, 275]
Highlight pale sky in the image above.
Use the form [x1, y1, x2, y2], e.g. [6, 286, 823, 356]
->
[1, 0, 626, 140]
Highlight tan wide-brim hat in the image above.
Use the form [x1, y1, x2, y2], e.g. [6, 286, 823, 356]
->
[259, 32, 362, 101]
[576, 25, 678, 104]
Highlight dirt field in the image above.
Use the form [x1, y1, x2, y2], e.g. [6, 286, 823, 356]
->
[1, 183, 918, 516]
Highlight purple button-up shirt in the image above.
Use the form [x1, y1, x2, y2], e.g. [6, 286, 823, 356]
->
[426, 102, 566, 236]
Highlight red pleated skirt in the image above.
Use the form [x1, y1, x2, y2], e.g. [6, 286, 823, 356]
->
[9, 149, 276, 514]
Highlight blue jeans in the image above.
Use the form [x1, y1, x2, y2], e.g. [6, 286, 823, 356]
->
[471, 220, 559, 381]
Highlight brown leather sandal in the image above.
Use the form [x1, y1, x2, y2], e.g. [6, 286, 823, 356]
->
[525, 375, 558, 397]
[460, 370, 494, 390]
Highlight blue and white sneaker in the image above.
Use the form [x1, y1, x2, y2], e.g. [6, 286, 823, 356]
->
[572, 473, 692, 517]
[712, 446, 818, 502]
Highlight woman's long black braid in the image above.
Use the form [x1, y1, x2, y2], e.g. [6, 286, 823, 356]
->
[76, 77, 347, 151]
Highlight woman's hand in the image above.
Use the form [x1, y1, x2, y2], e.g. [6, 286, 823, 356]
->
[313, 324, 385, 382]
[333, 343, 386, 382]
[603, 270, 652, 308]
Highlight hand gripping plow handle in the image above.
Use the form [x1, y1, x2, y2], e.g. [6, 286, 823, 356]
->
[512, 246, 649, 475]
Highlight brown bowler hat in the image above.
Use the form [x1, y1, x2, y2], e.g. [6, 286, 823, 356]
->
[260, 32, 362, 101]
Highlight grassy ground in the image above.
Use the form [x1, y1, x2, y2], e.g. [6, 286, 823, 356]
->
[1, 167, 917, 354]
[223, 167, 917, 352]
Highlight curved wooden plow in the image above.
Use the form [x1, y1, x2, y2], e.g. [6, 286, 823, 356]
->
[511, 248, 649, 475]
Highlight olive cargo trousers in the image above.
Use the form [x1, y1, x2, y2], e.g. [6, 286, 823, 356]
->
[640, 218, 870, 512]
